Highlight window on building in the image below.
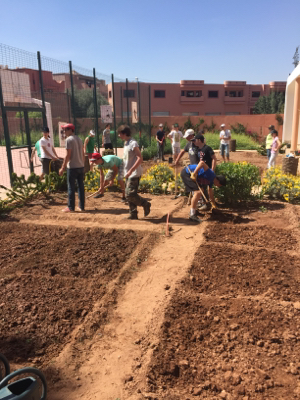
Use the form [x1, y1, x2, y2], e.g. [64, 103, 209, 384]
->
[122, 112, 132, 117]
[225, 90, 244, 97]
[109, 91, 112, 98]
[208, 91, 218, 98]
[123, 89, 135, 98]
[182, 112, 199, 116]
[229, 91, 237, 97]
[238, 90, 243, 97]
[205, 112, 221, 116]
[181, 90, 185, 96]
[154, 90, 165, 98]
[186, 91, 194, 97]
[195, 91, 202, 97]
[225, 112, 240, 115]
[153, 111, 170, 116]
[252, 91, 260, 98]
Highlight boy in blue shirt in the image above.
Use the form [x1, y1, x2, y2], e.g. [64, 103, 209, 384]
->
[181, 161, 226, 223]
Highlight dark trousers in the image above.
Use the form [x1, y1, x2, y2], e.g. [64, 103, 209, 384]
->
[125, 177, 147, 216]
[157, 141, 165, 160]
[104, 143, 113, 150]
[266, 149, 271, 160]
[67, 167, 85, 211]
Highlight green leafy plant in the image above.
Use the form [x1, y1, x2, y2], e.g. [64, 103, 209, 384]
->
[139, 163, 184, 194]
[214, 162, 261, 204]
[262, 167, 300, 203]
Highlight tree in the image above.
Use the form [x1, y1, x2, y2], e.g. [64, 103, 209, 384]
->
[293, 46, 299, 69]
[253, 92, 285, 114]
[73, 88, 108, 118]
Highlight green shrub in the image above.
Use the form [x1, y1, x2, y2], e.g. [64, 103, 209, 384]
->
[262, 167, 300, 203]
[214, 162, 261, 204]
[139, 163, 184, 194]
[203, 132, 259, 150]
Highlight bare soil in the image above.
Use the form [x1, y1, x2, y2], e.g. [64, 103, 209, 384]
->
[0, 151, 299, 400]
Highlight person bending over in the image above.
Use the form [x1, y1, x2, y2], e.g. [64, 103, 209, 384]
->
[181, 161, 226, 223]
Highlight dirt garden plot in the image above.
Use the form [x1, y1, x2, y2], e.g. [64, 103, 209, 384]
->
[146, 217, 300, 400]
[0, 222, 157, 366]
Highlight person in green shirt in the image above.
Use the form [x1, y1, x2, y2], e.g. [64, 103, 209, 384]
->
[266, 124, 275, 160]
[84, 130, 97, 171]
[88, 153, 126, 201]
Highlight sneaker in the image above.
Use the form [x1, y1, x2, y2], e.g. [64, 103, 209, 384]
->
[94, 193, 104, 199]
[143, 202, 151, 217]
[189, 214, 201, 223]
[62, 207, 74, 213]
[121, 197, 127, 203]
[198, 203, 211, 212]
[125, 214, 138, 220]
[77, 207, 84, 212]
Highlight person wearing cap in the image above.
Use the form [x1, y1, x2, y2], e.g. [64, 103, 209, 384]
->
[39, 127, 59, 180]
[268, 130, 280, 169]
[219, 123, 231, 162]
[102, 124, 113, 150]
[118, 125, 151, 220]
[168, 123, 183, 163]
[266, 125, 275, 160]
[156, 123, 166, 161]
[181, 160, 227, 223]
[88, 153, 126, 201]
[84, 130, 97, 171]
[59, 123, 85, 212]
[175, 129, 198, 166]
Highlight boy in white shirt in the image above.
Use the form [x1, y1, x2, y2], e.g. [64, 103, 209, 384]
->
[219, 123, 231, 162]
[168, 123, 183, 163]
[40, 127, 59, 179]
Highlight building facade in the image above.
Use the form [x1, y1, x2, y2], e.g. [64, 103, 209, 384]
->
[107, 80, 286, 118]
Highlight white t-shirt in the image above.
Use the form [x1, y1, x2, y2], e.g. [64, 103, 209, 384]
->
[168, 130, 183, 147]
[220, 129, 231, 145]
[123, 138, 142, 178]
[40, 137, 55, 159]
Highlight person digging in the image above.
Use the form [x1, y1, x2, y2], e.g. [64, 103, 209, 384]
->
[87, 153, 126, 202]
[180, 160, 227, 223]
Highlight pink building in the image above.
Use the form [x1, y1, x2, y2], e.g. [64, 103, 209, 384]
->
[107, 80, 286, 117]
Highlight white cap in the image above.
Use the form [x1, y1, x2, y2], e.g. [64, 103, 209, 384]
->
[90, 130, 95, 136]
[220, 124, 225, 128]
[159, 123, 163, 127]
[183, 129, 195, 139]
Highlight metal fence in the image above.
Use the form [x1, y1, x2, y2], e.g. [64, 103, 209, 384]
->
[0, 43, 152, 188]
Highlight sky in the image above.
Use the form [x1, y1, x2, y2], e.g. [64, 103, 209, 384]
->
[1, 0, 300, 84]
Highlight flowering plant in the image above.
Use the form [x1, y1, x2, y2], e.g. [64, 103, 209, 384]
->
[262, 167, 300, 203]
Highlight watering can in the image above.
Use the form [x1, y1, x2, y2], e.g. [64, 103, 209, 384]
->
[0, 367, 47, 400]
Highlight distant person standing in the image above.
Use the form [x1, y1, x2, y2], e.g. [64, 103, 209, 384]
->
[118, 125, 151, 220]
[156, 123, 166, 161]
[84, 130, 97, 170]
[168, 123, 183, 163]
[266, 124, 275, 160]
[102, 124, 113, 150]
[59, 123, 85, 212]
[40, 127, 59, 180]
[219, 123, 231, 162]
[268, 130, 280, 169]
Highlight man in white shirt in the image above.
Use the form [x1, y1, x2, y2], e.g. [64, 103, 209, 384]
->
[40, 127, 59, 179]
[167, 123, 183, 163]
[219, 123, 231, 162]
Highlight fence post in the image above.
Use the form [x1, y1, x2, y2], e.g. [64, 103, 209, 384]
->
[37, 51, 47, 128]
[148, 84, 151, 144]
[93, 68, 99, 151]
[0, 75, 14, 186]
[24, 111, 33, 173]
[111, 74, 117, 156]
[69, 61, 77, 134]
[137, 79, 142, 148]
[66, 89, 71, 122]
[120, 86, 123, 124]
[126, 78, 130, 125]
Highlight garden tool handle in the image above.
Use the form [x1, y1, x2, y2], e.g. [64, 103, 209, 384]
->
[0, 367, 47, 400]
[0, 353, 10, 379]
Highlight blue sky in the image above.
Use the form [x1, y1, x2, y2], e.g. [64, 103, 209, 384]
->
[1, 0, 300, 84]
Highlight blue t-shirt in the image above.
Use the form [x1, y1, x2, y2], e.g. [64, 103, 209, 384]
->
[185, 164, 216, 187]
